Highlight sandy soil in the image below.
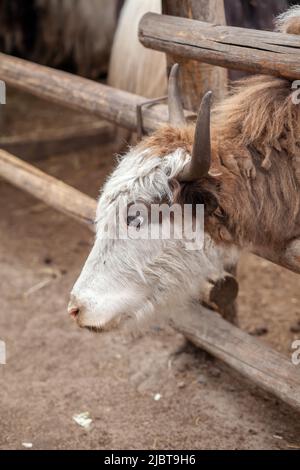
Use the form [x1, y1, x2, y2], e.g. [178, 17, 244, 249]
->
[0, 92, 300, 450]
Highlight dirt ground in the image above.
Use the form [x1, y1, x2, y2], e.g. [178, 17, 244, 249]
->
[0, 91, 300, 450]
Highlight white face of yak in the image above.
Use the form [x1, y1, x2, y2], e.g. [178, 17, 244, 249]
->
[69, 145, 238, 332]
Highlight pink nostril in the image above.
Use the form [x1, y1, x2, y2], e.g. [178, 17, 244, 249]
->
[68, 305, 80, 318]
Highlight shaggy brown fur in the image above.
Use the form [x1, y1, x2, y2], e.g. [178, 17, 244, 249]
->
[210, 72, 300, 251]
[140, 125, 194, 157]
[138, 9, 300, 254]
[140, 121, 299, 252]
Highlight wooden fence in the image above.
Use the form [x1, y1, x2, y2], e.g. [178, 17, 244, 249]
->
[139, 12, 300, 80]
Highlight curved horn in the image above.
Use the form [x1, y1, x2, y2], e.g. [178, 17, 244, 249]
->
[168, 63, 186, 126]
[177, 91, 212, 182]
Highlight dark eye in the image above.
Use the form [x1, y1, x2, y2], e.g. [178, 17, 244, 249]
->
[127, 215, 144, 229]
[127, 216, 136, 226]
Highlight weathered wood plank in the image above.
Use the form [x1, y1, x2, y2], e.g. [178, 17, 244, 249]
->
[139, 13, 300, 80]
[162, 0, 227, 109]
[0, 52, 170, 134]
[0, 149, 96, 229]
[172, 305, 300, 411]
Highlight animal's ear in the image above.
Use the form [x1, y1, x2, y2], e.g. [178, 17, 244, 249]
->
[196, 189, 219, 216]
[171, 179, 219, 216]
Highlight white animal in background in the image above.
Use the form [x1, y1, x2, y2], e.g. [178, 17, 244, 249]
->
[108, 0, 167, 98]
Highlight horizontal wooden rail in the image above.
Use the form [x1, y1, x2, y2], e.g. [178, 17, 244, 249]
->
[1, 149, 299, 410]
[0, 149, 96, 229]
[172, 305, 300, 411]
[0, 52, 169, 134]
[139, 13, 300, 80]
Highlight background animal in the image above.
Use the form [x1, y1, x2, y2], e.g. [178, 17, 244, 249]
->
[108, 0, 167, 98]
[0, 0, 121, 78]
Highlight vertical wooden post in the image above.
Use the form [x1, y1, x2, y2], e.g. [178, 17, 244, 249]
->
[162, 0, 228, 111]
[162, 0, 237, 324]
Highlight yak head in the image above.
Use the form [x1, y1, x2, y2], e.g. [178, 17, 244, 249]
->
[68, 65, 239, 333]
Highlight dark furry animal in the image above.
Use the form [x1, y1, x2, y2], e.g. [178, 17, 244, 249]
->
[0, 0, 120, 78]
